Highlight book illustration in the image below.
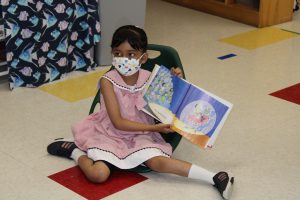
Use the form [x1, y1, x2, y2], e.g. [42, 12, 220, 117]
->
[148, 103, 174, 124]
[172, 83, 231, 148]
[178, 100, 216, 135]
[144, 65, 173, 109]
[143, 64, 233, 149]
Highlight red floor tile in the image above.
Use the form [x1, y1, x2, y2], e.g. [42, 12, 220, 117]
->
[48, 166, 148, 200]
[269, 83, 300, 105]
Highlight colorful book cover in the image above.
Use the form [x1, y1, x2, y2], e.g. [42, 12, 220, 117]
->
[142, 64, 233, 149]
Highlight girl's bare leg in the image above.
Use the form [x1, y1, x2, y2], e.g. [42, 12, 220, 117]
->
[145, 156, 234, 200]
[145, 156, 192, 176]
[77, 155, 111, 183]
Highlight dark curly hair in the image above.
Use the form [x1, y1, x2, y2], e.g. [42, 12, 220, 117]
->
[111, 25, 148, 53]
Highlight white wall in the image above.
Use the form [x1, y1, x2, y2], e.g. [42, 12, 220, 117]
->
[95, 0, 146, 66]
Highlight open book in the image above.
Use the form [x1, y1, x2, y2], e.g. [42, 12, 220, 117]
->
[142, 64, 233, 149]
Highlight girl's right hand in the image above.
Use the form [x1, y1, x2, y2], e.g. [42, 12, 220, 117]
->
[154, 123, 173, 134]
[171, 67, 183, 78]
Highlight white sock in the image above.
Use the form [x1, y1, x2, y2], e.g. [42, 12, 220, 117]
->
[70, 148, 86, 163]
[188, 164, 216, 185]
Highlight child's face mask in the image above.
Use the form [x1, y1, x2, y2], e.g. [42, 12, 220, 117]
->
[112, 54, 144, 76]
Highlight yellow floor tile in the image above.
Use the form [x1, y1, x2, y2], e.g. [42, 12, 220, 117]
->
[39, 69, 108, 102]
[220, 27, 299, 49]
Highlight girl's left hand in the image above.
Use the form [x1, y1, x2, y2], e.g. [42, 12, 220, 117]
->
[171, 67, 183, 78]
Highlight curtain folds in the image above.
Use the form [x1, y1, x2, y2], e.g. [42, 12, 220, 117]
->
[1, 0, 101, 89]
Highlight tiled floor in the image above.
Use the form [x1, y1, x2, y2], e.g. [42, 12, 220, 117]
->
[0, 0, 299, 199]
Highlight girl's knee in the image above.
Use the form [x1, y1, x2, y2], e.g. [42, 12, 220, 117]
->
[146, 156, 166, 172]
[86, 165, 111, 183]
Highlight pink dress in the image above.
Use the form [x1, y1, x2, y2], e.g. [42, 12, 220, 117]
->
[72, 69, 172, 169]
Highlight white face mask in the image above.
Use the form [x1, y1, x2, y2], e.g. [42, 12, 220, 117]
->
[112, 54, 144, 76]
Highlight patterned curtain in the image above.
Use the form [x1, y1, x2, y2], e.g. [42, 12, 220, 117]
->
[1, 0, 101, 89]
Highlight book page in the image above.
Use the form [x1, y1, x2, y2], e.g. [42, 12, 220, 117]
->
[142, 64, 161, 96]
[148, 103, 174, 124]
[142, 104, 161, 121]
[172, 84, 233, 148]
[170, 76, 191, 114]
[143, 65, 189, 123]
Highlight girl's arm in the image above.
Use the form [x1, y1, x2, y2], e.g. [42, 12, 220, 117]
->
[101, 78, 172, 134]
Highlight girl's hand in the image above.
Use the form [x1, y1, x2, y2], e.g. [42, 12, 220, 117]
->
[154, 123, 173, 134]
[171, 67, 183, 78]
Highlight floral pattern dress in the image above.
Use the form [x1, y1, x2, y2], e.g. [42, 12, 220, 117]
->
[1, 0, 101, 89]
